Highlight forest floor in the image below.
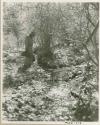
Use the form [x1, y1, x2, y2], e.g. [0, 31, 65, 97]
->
[2, 48, 98, 121]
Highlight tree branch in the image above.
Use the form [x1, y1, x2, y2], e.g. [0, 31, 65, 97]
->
[82, 43, 98, 66]
[86, 15, 95, 27]
[86, 21, 99, 44]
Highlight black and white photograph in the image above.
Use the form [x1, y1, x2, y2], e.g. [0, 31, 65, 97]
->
[1, 0, 99, 123]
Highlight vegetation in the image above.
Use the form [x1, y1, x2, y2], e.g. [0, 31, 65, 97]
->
[2, 2, 99, 121]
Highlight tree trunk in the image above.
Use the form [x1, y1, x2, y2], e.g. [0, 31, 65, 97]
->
[20, 32, 35, 72]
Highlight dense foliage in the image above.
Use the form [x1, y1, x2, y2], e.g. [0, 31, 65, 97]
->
[2, 2, 99, 121]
